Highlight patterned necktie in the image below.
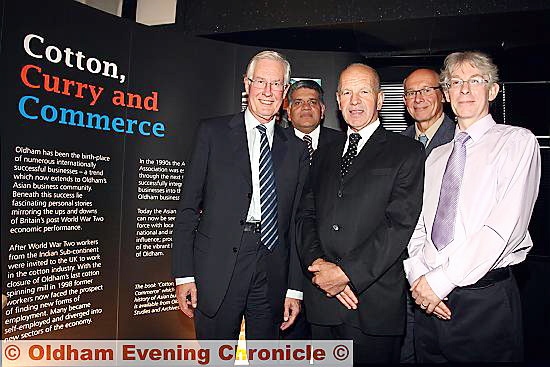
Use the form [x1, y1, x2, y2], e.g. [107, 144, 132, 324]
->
[341, 133, 362, 177]
[256, 125, 279, 251]
[418, 134, 428, 147]
[303, 134, 314, 161]
[431, 132, 471, 251]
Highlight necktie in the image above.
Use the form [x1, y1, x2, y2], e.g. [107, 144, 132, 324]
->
[431, 132, 471, 251]
[256, 125, 279, 251]
[303, 134, 314, 161]
[341, 133, 362, 177]
[418, 134, 428, 147]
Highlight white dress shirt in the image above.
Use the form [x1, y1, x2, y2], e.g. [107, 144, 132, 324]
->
[293, 125, 321, 150]
[404, 114, 541, 299]
[343, 119, 380, 156]
[177, 109, 303, 300]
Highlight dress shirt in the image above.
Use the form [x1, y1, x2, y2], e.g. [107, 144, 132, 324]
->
[342, 119, 380, 156]
[293, 125, 321, 150]
[414, 113, 444, 142]
[177, 108, 303, 300]
[404, 114, 541, 299]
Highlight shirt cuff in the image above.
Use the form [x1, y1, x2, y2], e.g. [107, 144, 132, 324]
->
[286, 289, 303, 300]
[425, 267, 456, 300]
[403, 257, 430, 286]
[175, 277, 195, 285]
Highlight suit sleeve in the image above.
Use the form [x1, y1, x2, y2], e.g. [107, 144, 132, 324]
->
[339, 144, 425, 294]
[287, 144, 310, 292]
[296, 150, 328, 270]
[172, 121, 210, 278]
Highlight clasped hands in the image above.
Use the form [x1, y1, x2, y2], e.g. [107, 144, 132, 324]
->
[308, 258, 358, 310]
[410, 275, 452, 320]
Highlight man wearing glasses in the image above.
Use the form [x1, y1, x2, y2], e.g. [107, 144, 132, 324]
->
[401, 69, 455, 157]
[404, 51, 541, 362]
[173, 50, 309, 340]
[400, 68, 455, 363]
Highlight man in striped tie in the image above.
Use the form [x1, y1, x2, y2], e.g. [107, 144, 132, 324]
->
[286, 80, 343, 162]
[173, 51, 309, 340]
[404, 51, 541, 363]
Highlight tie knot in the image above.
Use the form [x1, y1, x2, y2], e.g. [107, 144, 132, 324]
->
[455, 132, 470, 146]
[256, 124, 267, 135]
[418, 134, 428, 147]
[349, 133, 361, 146]
[303, 134, 312, 143]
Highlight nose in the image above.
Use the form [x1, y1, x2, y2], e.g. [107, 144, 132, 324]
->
[413, 91, 425, 103]
[262, 82, 273, 96]
[459, 81, 471, 94]
[350, 92, 360, 105]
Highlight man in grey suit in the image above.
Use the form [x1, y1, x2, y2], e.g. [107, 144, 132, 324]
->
[400, 68, 455, 363]
[401, 69, 455, 156]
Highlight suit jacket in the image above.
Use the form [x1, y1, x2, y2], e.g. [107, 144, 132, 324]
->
[318, 126, 345, 149]
[297, 125, 424, 335]
[173, 113, 309, 319]
[401, 114, 455, 156]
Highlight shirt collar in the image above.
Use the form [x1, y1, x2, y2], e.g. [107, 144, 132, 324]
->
[456, 114, 495, 143]
[346, 119, 380, 141]
[415, 114, 444, 141]
[294, 124, 320, 142]
[245, 108, 276, 137]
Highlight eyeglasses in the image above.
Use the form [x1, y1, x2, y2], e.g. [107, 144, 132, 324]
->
[247, 78, 286, 91]
[403, 86, 441, 100]
[445, 77, 489, 89]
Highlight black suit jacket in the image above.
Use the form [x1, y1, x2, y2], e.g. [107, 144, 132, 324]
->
[297, 125, 424, 335]
[401, 114, 455, 156]
[173, 113, 309, 319]
[318, 126, 344, 149]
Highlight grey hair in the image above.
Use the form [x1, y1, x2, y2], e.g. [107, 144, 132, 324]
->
[287, 80, 325, 104]
[440, 51, 499, 86]
[245, 50, 291, 84]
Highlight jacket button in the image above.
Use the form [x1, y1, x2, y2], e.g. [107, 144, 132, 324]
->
[247, 193, 252, 199]
[337, 190, 343, 198]
[239, 219, 245, 225]
[233, 247, 238, 253]
[332, 224, 339, 231]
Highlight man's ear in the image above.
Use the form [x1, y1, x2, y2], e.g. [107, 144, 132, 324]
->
[488, 82, 500, 102]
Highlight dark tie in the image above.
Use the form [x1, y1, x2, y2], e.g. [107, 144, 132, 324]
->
[431, 132, 471, 251]
[256, 125, 279, 251]
[303, 134, 314, 161]
[418, 134, 428, 147]
[341, 133, 362, 177]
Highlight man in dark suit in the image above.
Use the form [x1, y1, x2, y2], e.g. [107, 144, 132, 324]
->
[297, 63, 424, 364]
[401, 69, 455, 156]
[282, 79, 343, 340]
[172, 50, 309, 340]
[399, 68, 455, 363]
[286, 80, 343, 156]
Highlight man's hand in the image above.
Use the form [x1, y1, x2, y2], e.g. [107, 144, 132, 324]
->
[335, 285, 358, 310]
[175, 283, 197, 318]
[308, 259, 349, 296]
[411, 275, 451, 319]
[280, 297, 301, 331]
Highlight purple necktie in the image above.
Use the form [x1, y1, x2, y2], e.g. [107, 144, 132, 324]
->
[431, 132, 470, 251]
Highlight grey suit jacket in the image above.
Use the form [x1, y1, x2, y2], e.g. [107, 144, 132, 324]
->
[401, 114, 455, 156]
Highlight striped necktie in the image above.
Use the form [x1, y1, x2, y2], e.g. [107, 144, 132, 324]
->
[303, 134, 314, 161]
[431, 132, 470, 251]
[256, 125, 279, 251]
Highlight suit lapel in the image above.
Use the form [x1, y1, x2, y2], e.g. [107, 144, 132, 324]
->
[228, 113, 252, 186]
[272, 125, 288, 173]
[343, 125, 387, 182]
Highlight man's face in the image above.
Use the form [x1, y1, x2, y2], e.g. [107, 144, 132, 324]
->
[404, 69, 444, 127]
[286, 88, 325, 134]
[244, 58, 287, 124]
[444, 62, 499, 127]
[337, 65, 384, 132]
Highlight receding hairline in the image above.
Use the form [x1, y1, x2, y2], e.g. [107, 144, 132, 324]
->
[337, 63, 380, 91]
[403, 68, 440, 88]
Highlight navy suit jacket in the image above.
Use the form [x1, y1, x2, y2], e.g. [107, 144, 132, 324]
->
[173, 113, 309, 318]
[401, 114, 455, 156]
